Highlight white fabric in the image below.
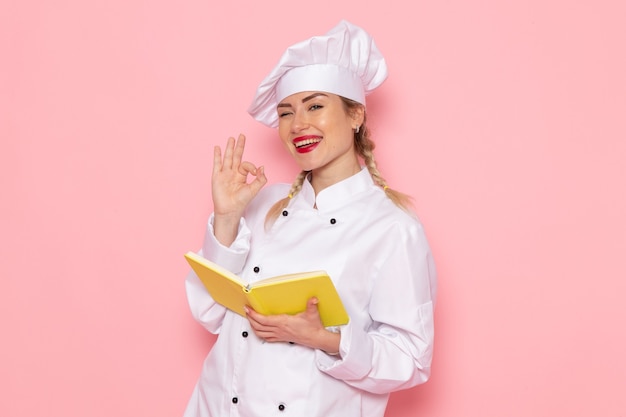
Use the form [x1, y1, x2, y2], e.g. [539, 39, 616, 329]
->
[184, 168, 437, 417]
[248, 20, 388, 128]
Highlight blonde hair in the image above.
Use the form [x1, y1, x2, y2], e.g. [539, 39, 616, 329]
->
[265, 97, 413, 228]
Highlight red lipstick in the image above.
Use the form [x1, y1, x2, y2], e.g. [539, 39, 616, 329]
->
[292, 135, 322, 154]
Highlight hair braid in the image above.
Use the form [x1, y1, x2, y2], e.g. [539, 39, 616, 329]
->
[352, 106, 414, 212]
[356, 125, 385, 187]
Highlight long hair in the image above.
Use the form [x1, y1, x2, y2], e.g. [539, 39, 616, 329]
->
[264, 96, 413, 228]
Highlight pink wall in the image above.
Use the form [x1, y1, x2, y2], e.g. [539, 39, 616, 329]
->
[2, 1, 625, 416]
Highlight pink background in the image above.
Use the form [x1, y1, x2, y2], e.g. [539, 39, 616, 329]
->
[2, 1, 625, 416]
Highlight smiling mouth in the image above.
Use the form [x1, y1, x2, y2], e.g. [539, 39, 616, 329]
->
[294, 137, 322, 148]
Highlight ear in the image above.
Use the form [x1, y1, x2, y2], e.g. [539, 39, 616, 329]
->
[351, 105, 365, 128]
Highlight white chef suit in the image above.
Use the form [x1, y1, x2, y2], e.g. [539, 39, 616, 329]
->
[184, 167, 437, 417]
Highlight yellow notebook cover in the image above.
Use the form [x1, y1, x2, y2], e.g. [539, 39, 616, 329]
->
[184, 252, 349, 327]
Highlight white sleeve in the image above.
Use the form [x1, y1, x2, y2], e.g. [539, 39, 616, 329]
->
[316, 221, 437, 394]
[184, 214, 252, 334]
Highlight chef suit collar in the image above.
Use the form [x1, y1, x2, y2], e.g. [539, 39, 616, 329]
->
[297, 167, 375, 212]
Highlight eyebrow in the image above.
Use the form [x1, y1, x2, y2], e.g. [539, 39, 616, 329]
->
[277, 92, 329, 108]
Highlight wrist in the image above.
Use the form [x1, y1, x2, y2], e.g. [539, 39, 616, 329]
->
[315, 328, 341, 356]
[212, 213, 242, 247]
[214, 211, 243, 224]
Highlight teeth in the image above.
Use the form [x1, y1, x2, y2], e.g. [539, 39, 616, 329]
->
[295, 138, 321, 148]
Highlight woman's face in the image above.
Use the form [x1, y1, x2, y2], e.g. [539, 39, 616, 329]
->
[277, 91, 364, 178]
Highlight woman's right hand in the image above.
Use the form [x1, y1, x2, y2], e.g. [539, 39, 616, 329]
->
[211, 134, 267, 246]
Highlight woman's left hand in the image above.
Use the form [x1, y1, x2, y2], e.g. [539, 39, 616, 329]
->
[244, 298, 341, 354]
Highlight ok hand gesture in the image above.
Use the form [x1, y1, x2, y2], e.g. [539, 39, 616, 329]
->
[211, 134, 267, 245]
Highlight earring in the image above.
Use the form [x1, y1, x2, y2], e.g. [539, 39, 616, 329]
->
[355, 125, 360, 134]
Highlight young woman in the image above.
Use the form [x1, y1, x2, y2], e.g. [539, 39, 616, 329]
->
[184, 20, 437, 417]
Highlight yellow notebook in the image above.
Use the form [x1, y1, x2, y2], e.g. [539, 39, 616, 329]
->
[184, 252, 349, 327]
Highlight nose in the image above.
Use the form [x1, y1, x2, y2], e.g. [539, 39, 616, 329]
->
[291, 110, 309, 133]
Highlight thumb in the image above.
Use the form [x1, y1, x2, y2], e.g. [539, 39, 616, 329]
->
[306, 297, 319, 313]
[250, 166, 268, 192]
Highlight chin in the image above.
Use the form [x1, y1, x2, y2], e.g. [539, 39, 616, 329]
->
[296, 164, 316, 172]
[292, 158, 319, 172]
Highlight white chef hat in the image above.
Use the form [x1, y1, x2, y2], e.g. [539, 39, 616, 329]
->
[247, 20, 388, 128]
